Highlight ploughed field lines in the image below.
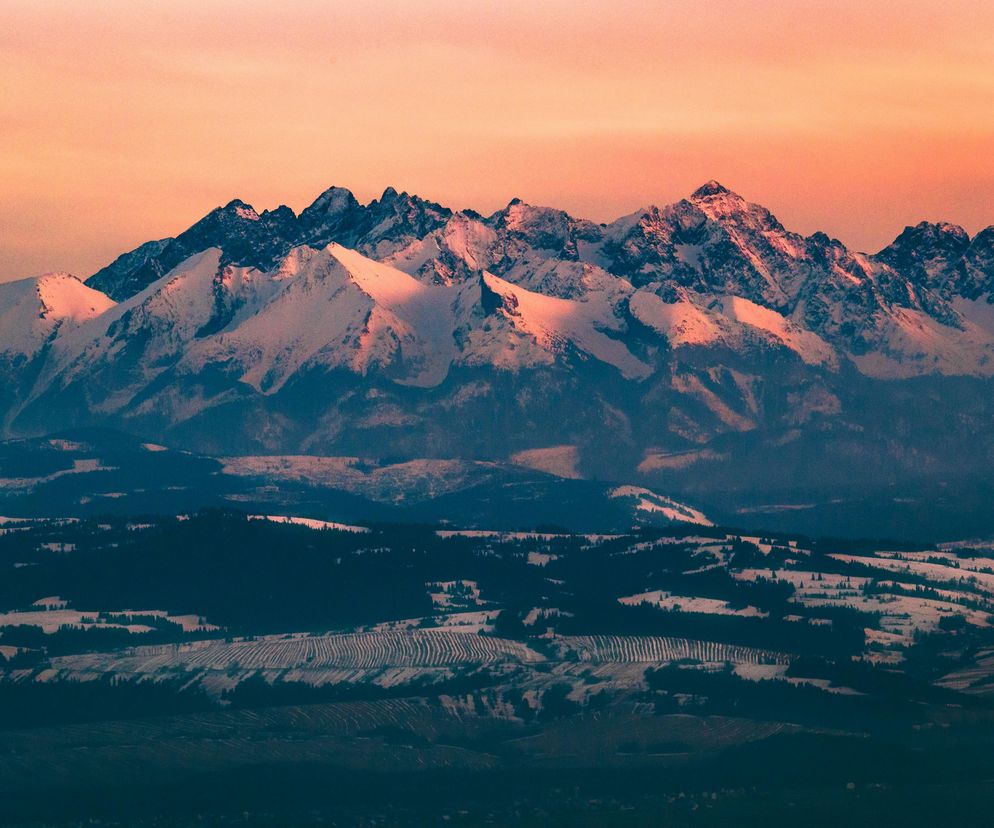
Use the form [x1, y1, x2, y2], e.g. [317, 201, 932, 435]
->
[938, 648, 994, 695]
[556, 635, 790, 665]
[23, 630, 793, 696]
[43, 630, 544, 676]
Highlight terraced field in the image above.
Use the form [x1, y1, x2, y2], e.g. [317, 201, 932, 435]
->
[24, 630, 546, 696]
[556, 635, 791, 665]
[18, 629, 796, 702]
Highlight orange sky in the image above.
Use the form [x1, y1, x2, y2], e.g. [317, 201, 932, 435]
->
[2, 0, 994, 281]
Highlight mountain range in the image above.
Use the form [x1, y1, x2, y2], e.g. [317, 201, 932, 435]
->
[3, 181, 994, 535]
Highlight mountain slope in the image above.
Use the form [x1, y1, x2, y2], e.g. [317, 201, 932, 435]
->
[0, 181, 992, 530]
[185, 243, 468, 393]
[0, 273, 116, 360]
[82, 181, 994, 383]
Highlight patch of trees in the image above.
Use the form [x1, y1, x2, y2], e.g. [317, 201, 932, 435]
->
[643, 664, 929, 730]
[0, 620, 193, 658]
[0, 675, 213, 731]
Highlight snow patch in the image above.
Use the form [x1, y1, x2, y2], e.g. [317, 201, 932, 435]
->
[247, 514, 370, 533]
[480, 272, 651, 380]
[619, 590, 766, 617]
[609, 485, 712, 526]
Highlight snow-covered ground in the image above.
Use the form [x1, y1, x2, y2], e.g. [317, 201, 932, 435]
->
[619, 590, 767, 618]
[608, 486, 712, 526]
[428, 580, 486, 610]
[0, 272, 115, 359]
[0, 458, 115, 492]
[0, 604, 217, 634]
[247, 514, 370, 533]
[735, 558, 994, 646]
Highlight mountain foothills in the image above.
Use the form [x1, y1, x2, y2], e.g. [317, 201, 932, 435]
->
[3, 182, 994, 532]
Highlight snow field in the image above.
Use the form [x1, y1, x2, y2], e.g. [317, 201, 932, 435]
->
[618, 590, 767, 618]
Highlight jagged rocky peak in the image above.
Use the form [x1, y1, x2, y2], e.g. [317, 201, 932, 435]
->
[227, 198, 298, 227]
[199, 198, 291, 232]
[489, 198, 594, 256]
[87, 196, 300, 300]
[219, 198, 260, 220]
[875, 220, 973, 293]
[807, 230, 838, 247]
[303, 185, 360, 216]
[959, 226, 994, 299]
[262, 204, 296, 222]
[372, 186, 448, 215]
[687, 180, 747, 219]
[605, 181, 783, 266]
[878, 221, 971, 264]
[968, 226, 994, 268]
[191, 197, 296, 258]
[600, 182, 806, 306]
[687, 180, 786, 235]
[691, 179, 735, 199]
[362, 187, 453, 243]
[79, 179, 994, 358]
[297, 186, 363, 242]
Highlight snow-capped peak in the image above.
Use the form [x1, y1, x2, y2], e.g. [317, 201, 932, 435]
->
[0, 272, 116, 359]
[34, 272, 116, 321]
[13, 179, 994, 403]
